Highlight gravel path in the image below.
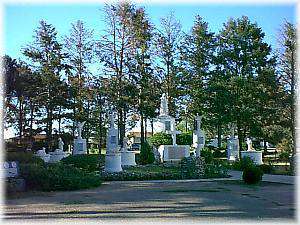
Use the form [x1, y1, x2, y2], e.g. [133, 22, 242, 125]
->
[4, 177, 296, 222]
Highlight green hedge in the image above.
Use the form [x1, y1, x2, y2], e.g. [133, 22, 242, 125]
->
[148, 132, 172, 147]
[204, 160, 229, 178]
[200, 148, 214, 163]
[20, 163, 101, 191]
[242, 166, 263, 184]
[61, 154, 104, 172]
[5, 152, 44, 165]
[176, 132, 192, 145]
[139, 142, 155, 165]
[231, 156, 255, 171]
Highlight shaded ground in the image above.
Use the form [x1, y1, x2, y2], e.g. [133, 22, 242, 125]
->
[4, 179, 295, 222]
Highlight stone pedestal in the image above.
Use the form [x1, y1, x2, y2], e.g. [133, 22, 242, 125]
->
[73, 138, 87, 155]
[227, 138, 239, 161]
[49, 149, 68, 163]
[241, 151, 263, 165]
[158, 145, 190, 162]
[121, 151, 136, 166]
[35, 149, 50, 163]
[105, 152, 122, 172]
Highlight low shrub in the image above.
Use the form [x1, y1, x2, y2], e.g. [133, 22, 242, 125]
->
[20, 163, 101, 191]
[242, 166, 263, 184]
[204, 160, 229, 178]
[180, 156, 205, 179]
[213, 149, 226, 158]
[5, 152, 44, 165]
[148, 132, 172, 147]
[139, 142, 155, 165]
[231, 156, 255, 171]
[200, 148, 214, 163]
[176, 132, 192, 145]
[259, 164, 274, 174]
[61, 154, 104, 172]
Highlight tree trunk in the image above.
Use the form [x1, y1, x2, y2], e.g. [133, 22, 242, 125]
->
[29, 101, 34, 148]
[151, 119, 154, 136]
[98, 99, 103, 154]
[237, 120, 243, 159]
[18, 97, 23, 143]
[86, 100, 90, 154]
[118, 109, 125, 146]
[217, 123, 222, 148]
[140, 113, 144, 145]
[58, 106, 62, 134]
[144, 118, 147, 140]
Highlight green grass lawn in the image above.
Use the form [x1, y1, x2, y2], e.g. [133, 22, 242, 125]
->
[125, 164, 181, 176]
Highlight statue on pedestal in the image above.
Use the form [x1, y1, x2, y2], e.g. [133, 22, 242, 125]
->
[246, 138, 254, 151]
[160, 93, 169, 116]
[58, 137, 64, 151]
[77, 121, 86, 139]
[122, 137, 128, 150]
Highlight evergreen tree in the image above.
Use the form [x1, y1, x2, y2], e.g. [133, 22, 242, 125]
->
[23, 20, 69, 150]
[217, 16, 274, 152]
[155, 12, 182, 117]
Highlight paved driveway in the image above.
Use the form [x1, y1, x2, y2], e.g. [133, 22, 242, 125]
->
[4, 179, 295, 222]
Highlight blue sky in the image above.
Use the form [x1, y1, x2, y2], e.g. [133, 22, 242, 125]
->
[3, 2, 296, 138]
[4, 3, 296, 61]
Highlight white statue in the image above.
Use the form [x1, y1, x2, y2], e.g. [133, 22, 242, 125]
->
[230, 123, 235, 138]
[109, 113, 115, 128]
[58, 137, 64, 151]
[160, 93, 169, 116]
[123, 137, 128, 150]
[77, 121, 86, 139]
[246, 138, 253, 151]
[195, 114, 202, 131]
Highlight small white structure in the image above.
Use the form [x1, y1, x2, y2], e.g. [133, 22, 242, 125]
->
[3, 161, 19, 178]
[157, 93, 190, 162]
[35, 147, 50, 163]
[158, 145, 190, 161]
[208, 138, 218, 148]
[240, 137, 263, 165]
[73, 121, 87, 155]
[192, 115, 205, 157]
[49, 138, 68, 163]
[105, 113, 122, 172]
[227, 124, 239, 161]
[121, 137, 136, 166]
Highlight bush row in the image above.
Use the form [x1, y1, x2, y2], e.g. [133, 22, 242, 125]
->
[20, 163, 101, 191]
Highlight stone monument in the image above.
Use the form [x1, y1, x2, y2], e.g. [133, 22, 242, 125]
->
[73, 121, 87, 155]
[3, 161, 19, 178]
[121, 137, 136, 166]
[227, 123, 240, 161]
[49, 137, 68, 163]
[104, 113, 122, 172]
[157, 93, 190, 162]
[35, 147, 50, 163]
[241, 137, 263, 165]
[192, 114, 205, 157]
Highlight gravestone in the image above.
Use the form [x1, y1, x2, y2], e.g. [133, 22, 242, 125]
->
[35, 147, 50, 163]
[156, 93, 190, 161]
[3, 161, 26, 193]
[192, 115, 205, 157]
[3, 161, 19, 178]
[73, 121, 87, 155]
[158, 145, 190, 162]
[121, 137, 136, 166]
[227, 123, 239, 161]
[49, 138, 68, 163]
[105, 113, 122, 172]
[240, 137, 263, 165]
